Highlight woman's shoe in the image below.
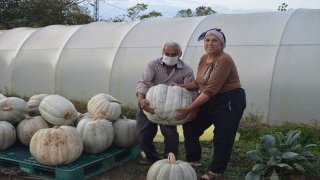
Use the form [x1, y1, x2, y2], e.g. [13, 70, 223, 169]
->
[201, 171, 217, 180]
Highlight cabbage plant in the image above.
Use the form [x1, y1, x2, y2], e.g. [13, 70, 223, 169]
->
[245, 130, 317, 180]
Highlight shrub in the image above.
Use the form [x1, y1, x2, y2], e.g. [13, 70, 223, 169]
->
[245, 130, 317, 180]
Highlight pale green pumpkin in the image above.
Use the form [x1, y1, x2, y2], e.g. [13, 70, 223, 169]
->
[30, 125, 83, 166]
[87, 94, 121, 122]
[144, 84, 192, 125]
[16, 115, 50, 146]
[0, 121, 16, 151]
[76, 115, 114, 154]
[112, 116, 138, 147]
[147, 153, 197, 180]
[39, 95, 78, 126]
[0, 97, 29, 125]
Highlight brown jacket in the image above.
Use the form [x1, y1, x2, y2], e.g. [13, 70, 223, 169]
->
[195, 52, 241, 97]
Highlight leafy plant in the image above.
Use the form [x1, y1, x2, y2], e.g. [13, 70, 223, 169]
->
[245, 130, 317, 180]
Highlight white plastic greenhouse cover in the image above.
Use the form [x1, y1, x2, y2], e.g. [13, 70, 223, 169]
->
[0, 8, 319, 125]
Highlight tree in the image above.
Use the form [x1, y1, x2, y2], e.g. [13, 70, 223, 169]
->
[174, 8, 194, 18]
[105, 3, 162, 22]
[140, 10, 162, 20]
[174, 5, 216, 18]
[278, 3, 293, 11]
[0, 0, 93, 29]
[195, 6, 216, 16]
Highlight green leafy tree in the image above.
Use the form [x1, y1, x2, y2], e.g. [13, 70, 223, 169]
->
[105, 3, 162, 22]
[174, 8, 194, 18]
[140, 10, 162, 20]
[0, 0, 23, 29]
[195, 6, 216, 16]
[0, 0, 93, 29]
[174, 6, 216, 18]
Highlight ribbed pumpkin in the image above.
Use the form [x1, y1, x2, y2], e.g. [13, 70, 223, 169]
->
[76, 115, 114, 154]
[144, 84, 192, 125]
[112, 116, 138, 147]
[39, 95, 78, 126]
[87, 93, 121, 122]
[30, 125, 83, 166]
[27, 94, 48, 116]
[147, 153, 197, 180]
[0, 121, 16, 151]
[16, 115, 50, 146]
[0, 93, 6, 100]
[0, 97, 29, 125]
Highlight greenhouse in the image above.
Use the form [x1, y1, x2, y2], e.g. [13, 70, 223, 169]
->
[0, 8, 319, 125]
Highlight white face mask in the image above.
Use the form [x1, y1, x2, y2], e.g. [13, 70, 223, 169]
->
[162, 55, 179, 66]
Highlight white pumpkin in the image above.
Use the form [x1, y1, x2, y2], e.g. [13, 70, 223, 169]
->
[30, 125, 83, 166]
[76, 115, 114, 154]
[39, 95, 78, 126]
[0, 93, 6, 100]
[0, 97, 29, 125]
[16, 115, 50, 146]
[144, 84, 192, 125]
[87, 93, 121, 122]
[27, 94, 48, 116]
[147, 153, 197, 180]
[112, 116, 138, 147]
[0, 121, 16, 151]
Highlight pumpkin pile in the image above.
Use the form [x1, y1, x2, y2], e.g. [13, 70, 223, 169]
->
[0, 92, 139, 166]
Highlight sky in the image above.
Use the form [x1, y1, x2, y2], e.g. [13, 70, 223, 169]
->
[83, 0, 320, 20]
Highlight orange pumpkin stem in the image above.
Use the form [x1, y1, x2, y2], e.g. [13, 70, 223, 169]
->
[2, 106, 11, 111]
[93, 114, 104, 120]
[65, 111, 71, 119]
[53, 126, 60, 129]
[168, 152, 176, 164]
[109, 99, 122, 104]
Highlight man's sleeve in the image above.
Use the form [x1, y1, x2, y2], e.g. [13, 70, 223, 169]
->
[136, 60, 155, 95]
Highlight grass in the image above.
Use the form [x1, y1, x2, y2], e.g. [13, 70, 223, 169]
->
[2, 91, 320, 179]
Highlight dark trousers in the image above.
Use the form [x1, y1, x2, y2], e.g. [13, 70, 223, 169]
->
[183, 88, 246, 174]
[135, 104, 179, 161]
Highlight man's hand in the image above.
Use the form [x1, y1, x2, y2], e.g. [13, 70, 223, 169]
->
[168, 82, 178, 86]
[139, 99, 155, 114]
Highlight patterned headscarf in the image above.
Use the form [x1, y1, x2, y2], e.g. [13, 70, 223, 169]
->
[198, 28, 226, 49]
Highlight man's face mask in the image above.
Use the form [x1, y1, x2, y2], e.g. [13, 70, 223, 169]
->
[162, 55, 178, 66]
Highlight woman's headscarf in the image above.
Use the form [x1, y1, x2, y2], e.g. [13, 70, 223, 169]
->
[198, 28, 226, 49]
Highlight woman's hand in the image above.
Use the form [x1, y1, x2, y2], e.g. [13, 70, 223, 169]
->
[174, 106, 193, 120]
[139, 99, 155, 114]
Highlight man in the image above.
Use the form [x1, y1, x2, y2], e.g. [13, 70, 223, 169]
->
[136, 41, 198, 165]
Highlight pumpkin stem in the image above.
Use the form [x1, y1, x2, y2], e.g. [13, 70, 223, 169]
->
[109, 99, 122, 104]
[53, 126, 60, 129]
[25, 114, 32, 120]
[65, 111, 71, 119]
[123, 115, 127, 121]
[2, 106, 11, 111]
[79, 113, 85, 118]
[167, 152, 176, 164]
[93, 114, 104, 120]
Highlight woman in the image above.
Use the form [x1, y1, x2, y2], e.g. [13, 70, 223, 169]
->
[170, 28, 246, 179]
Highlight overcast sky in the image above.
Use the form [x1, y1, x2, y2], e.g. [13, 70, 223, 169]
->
[85, 0, 320, 20]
